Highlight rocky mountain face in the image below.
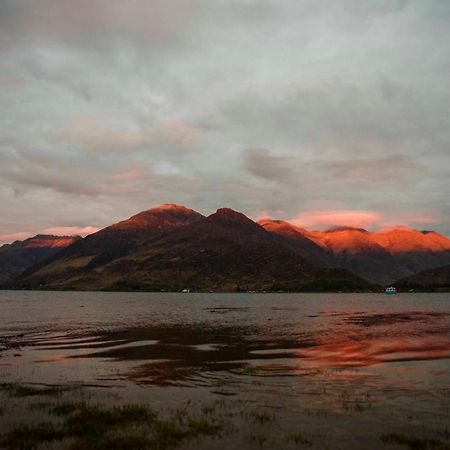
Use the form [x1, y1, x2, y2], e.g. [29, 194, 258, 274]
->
[258, 219, 333, 267]
[18, 204, 205, 287]
[0, 235, 81, 284]
[259, 222, 450, 284]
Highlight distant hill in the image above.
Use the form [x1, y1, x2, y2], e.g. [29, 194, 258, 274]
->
[0, 235, 81, 284]
[396, 264, 450, 291]
[294, 226, 402, 284]
[260, 221, 450, 284]
[372, 228, 450, 277]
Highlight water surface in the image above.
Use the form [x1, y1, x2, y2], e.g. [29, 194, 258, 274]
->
[0, 291, 449, 449]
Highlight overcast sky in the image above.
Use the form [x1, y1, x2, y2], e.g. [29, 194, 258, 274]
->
[1, 0, 449, 243]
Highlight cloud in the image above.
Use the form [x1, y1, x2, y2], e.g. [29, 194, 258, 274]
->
[316, 155, 423, 187]
[287, 209, 443, 231]
[107, 171, 146, 181]
[289, 210, 382, 230]
[0, 226, 99, 245]
[160, 120, 203, 148]
[0, 232, 34, 245]
[380, 211, 441, 229]
[59, 117, 203, 153]
[60, 116, 151, 152]
[0, 0, 449, 238]
[42, 226, 99, 236]
[0, 1, 193, 48]
[243, 148, 296, 183]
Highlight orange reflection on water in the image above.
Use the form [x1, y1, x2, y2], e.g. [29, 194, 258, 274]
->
[296, 336, 450, 368]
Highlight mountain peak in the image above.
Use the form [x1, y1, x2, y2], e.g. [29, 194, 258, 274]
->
[151, 203, 191, 211]
[372, 226, 450, 253]
[208, 208, 259, 227]
[259, 218, 294, 230]
[215, 207, 243, 216]
[110, 204, 204, 232]
[258, 218, 282, 225]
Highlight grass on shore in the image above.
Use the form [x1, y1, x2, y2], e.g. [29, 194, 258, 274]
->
[1, 400, 224, 450]
[1, 383, 449, 450]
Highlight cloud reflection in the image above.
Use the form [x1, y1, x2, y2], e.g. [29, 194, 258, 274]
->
[296, 336, 450, 368]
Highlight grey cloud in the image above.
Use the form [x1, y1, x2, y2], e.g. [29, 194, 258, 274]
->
[313, 155, 424, 188]
[243, 149, 297, 184]
[0, 0, 449, 242]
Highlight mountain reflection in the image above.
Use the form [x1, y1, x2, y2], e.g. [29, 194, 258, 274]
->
[65, 313, 450, 385]
[296, 335, 450, 368]
[1, 304, 449, 387]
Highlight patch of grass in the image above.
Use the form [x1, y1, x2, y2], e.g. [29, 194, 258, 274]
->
[149, 415, 222, 450]
[64, 404, 155, 436]
[1, 383, 70, 398]
[30, 401, 52, 411]
[69, 434, 151, 450]
[287, 432, 312, 446]
[1, 422, 66, 449]
[150, 418, 189, 449]
[185, 418, 222, 437]
[201, 404, 215, 415]
[49, 402, 86, 416]
[381, 433, 450, 450]
[0, 399, 225, 450]
[249, 410, 275, 424]
[248, 434, 267, 446]
[0, 403, 156, 449]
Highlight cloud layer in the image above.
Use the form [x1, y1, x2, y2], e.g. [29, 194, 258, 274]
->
[1, 0, 449, 243]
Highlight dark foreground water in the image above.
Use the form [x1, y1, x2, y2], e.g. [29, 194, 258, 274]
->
[0, 291, 449, 449]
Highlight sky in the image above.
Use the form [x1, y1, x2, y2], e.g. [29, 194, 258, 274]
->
[1, 0, 449, 244]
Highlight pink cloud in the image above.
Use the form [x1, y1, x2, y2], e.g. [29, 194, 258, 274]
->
[61, 117, 202, 152]
[0, 226, 99, 245]
[287, 209, 444, 232]
[108, 171, 146, 181]
[62, 117, 150, 151]
[289, 210, 381, 230]
[0, 232, 33, 245]
[380, 211, 440, 229]
[250, 210, 272, 222]
[42, 226, 99, 237]
[12, 1, 192, 44]
[161, 120, 203, 148]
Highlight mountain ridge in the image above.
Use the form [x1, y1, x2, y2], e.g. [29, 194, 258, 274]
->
[0, 234, 81, 284]
[260, 219, 450, 284]
[13, 207, 372, 292]
[2, 204, 449, 290]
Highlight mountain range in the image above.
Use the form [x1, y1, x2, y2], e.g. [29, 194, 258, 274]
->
[260, 220, 450, 284]
[1, 204, 450, 292]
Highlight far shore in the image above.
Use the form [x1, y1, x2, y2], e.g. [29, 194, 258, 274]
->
[1, 287, 449, 293]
